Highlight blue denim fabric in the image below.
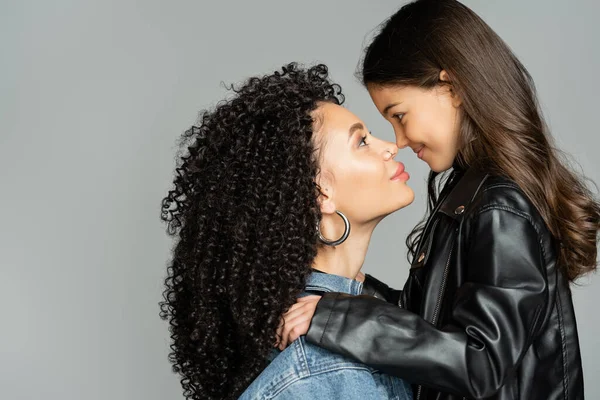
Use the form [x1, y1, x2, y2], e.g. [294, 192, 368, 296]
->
[239, 272, 412, 400]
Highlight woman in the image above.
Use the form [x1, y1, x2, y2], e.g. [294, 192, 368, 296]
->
[160, 63, 413, 399]
[279, 1, 600, 399]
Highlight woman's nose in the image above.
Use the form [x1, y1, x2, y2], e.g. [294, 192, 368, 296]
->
[383, 143, 399, 160]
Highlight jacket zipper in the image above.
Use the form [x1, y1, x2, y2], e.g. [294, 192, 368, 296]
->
[432, 245, 454, 325]
[416, 385, 423, 400]
[416, 244, 455, 400]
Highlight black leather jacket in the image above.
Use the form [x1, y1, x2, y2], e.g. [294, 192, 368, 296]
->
[306, 167, 584, 399]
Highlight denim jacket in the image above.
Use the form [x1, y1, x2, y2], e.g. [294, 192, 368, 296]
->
[239, 271, 412, 400]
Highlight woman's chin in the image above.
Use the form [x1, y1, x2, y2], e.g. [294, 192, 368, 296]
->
[396, 188, 416, 210]
[379, 194, 416, 219]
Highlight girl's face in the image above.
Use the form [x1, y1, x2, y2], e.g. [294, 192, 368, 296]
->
[367, 80, 462, 173]
[314, 102, 414, 225]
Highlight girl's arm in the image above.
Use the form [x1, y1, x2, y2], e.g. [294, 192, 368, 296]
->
[361, 273, 403, 306]
[305, 207, 550, 398]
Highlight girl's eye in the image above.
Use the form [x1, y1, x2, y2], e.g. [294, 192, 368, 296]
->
[393, 113, 405, 122]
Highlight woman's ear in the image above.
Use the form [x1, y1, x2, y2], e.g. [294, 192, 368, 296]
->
[316, 171, 337, 215]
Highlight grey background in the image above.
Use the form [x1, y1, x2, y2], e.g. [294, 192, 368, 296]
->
[1, 0, 598, 399]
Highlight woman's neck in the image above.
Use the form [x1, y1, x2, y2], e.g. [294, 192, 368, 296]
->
[312, 220, 377, 280]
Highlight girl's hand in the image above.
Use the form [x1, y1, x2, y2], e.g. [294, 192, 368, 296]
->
[276, 295, 321, 350]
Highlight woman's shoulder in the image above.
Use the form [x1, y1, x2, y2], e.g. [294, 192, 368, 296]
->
[240, 338, 393, 399]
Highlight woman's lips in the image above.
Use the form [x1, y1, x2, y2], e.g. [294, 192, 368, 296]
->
[391, 163, 410, 181]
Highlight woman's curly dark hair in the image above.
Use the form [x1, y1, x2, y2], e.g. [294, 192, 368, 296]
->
[159, 63, 344, 399]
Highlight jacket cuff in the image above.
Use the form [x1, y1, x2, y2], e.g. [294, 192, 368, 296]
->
[363, 274, 402, 306]
[306, 292, 342, 345]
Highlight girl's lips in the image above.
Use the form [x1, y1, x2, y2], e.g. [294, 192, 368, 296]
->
[416, 146, 425, 159]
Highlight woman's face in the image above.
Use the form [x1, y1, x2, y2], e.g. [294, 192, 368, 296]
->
[367, 81, 461, 173]
[314, 102, 414, 225]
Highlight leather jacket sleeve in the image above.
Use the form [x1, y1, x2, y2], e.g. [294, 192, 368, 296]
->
[361, 273, 403, 306]
[306, 207, 549, 398]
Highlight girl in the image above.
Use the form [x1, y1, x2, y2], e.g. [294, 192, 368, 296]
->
[160, 64, 413, 399]
[279, 1, 600, 399]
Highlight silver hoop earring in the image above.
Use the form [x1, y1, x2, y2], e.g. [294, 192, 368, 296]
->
[317, 210, 350, 246]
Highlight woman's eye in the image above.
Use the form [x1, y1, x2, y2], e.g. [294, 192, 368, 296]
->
[359, 135, 368, 147]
